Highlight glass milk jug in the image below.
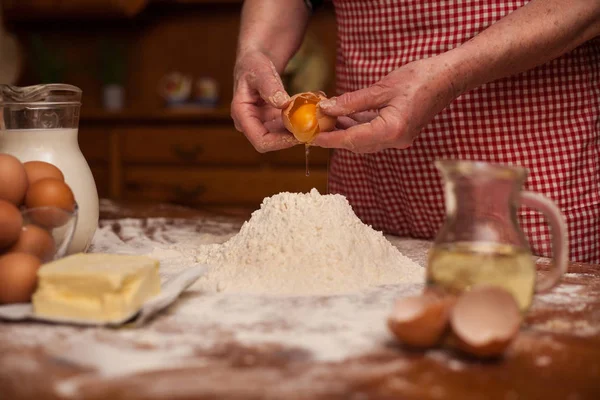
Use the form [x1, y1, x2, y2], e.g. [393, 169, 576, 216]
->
[0, 84, 99, 254]
[427, 160, 568, 311]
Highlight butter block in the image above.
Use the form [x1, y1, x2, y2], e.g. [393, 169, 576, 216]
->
[33, 253, 161, 323]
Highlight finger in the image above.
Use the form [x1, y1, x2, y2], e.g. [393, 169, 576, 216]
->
[318, 83, 392, 116]
[232, 101, 298, 152]
[336, 116, 360, 130]
[232, 83, 281, 131]
[259, 106, 283, 122]
[335, 110, 379, 129]
[312, 117, 391, 153]
[264, 118, 286, 133]
[348, 110, 379, 123]
[247, 59, 291, 108]
[259, 106, 285, 131]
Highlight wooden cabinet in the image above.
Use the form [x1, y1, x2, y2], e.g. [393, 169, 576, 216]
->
[120, 126, 263, 165]
[123, 166, 328, 206]
[9, 0, 337, 209]
[78, 112, 329, 208]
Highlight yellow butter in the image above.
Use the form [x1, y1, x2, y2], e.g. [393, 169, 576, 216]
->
[33, 253, 161, 323]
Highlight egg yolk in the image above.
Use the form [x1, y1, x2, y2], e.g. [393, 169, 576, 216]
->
[289, 103, 318, 135]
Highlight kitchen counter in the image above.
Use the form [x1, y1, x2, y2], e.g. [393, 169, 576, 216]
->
[0, 199, 599, 399]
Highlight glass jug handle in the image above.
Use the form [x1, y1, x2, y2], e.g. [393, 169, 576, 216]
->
[520, 191, 569, 292]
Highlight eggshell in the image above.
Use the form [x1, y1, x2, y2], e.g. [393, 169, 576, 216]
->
[0, 252, 42, 304]
[387, 292, 455, 348]
[25, 178, 76, 228]
[23, 161, 65, 185]
[450, 285, 522, 358]
[0, 153, 28, 205]
[8, 224, 56, 262]
[282, 91, 336, 143]
[0, 199, 23, 248]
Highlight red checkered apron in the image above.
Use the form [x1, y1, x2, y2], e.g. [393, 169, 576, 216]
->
[328, 0, 600, 264]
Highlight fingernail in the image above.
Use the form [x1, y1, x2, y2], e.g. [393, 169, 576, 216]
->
[271, 91, 290, 107]
[319, 98, 336, 109]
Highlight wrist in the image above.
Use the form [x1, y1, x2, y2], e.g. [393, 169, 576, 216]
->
[237, 47, 291, 75]
[435, 48, 480, 98]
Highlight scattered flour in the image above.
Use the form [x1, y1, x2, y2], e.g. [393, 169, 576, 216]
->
[194, 189, 424, 295]
[3, 199, 597, 397]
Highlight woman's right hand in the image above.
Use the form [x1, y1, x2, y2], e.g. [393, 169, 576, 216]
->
[231, 50, 299, 153]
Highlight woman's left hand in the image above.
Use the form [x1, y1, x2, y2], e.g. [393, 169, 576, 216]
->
[313, 56, 465, 153]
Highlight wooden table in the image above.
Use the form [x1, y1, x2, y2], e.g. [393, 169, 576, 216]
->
[1, 200, 599, 400]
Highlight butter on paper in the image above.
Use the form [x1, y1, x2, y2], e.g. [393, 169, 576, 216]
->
[0, 265, 208, 327]
[34, 253, 162, 323]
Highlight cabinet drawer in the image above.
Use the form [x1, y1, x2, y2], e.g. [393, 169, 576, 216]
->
[271, 146, 329, 166]
[121, 126, 262, 165]
[79, 126, 109, 163]
[120, 126, 329, 167]
[123, 166, 328, 206]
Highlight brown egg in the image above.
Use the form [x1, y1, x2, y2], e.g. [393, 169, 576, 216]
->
[388, 291, 455, 348]
[0, 199, 23, 248]
[282, 91, 336, 143]
[0, 252, 41, 304]
[24, 161, 65, 185]
[8, 224, 56, 262]
[450, 285, 522, 358]
[0, 153, 28, 205]
[25, 178, 76, 228]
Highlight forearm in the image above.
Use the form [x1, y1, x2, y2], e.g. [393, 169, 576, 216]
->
[445, 0, 600, 94]
[237, 0, 310, 72]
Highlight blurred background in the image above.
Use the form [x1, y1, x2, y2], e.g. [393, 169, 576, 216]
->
[0, 0, 337, 211]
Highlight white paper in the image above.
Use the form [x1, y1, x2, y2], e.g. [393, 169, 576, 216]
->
[0, 265, 209, 327]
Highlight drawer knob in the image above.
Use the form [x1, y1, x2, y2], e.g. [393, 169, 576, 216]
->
[172, 145, 204, 162]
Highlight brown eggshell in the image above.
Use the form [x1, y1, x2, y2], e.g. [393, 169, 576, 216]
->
[0, 252, 42, 304]
[0, 153, 28, 205]
[8, 224, 56, 262]
[0, 199, 23, 248]
[23, 161, 65, 185]
[450, 285, 522, 358]
[25, 178, 76, 228]
[387, 292, 455, 348]
[282, 91, 336, 143]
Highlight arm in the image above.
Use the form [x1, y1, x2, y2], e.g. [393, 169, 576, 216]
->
[315, 0, 600, 153]
[449, 0, 600, 93]
[231, 0, 310, 152]
[237, 0, 310, 73]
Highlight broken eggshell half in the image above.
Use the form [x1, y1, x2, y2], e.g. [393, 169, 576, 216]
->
[282, 91, 336, 144]
[387, 291, 455, 349]
[449, 284, 522, 358]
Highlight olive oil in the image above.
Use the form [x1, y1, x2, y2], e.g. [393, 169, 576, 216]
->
[427, 242, 536, 311]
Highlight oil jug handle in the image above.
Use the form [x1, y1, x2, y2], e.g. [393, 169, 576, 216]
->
[520, 191, 569, 292]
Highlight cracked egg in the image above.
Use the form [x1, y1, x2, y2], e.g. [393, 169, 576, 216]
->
[282, 91, 336, 143]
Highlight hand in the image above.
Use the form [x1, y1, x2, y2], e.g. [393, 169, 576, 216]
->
[231, 50, 299, 153]
[313, 56, 464, 153]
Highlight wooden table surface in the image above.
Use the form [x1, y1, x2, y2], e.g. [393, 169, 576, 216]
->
[0, 200, 599, 400]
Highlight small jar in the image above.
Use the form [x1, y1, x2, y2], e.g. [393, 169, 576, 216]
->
[0, 84, 99, 254]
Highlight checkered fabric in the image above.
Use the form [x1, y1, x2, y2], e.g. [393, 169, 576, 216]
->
[328, 0, 600, 263]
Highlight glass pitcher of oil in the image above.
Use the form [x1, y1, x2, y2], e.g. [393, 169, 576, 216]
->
[427, 160, 569, 311]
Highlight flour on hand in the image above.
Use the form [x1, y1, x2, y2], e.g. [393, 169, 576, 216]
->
[194, 189, 424, 295]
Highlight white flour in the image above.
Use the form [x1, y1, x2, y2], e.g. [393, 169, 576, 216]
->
[194, 189, 424, 295]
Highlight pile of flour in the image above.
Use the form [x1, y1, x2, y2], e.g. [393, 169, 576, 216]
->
[194, 189, 423, 295]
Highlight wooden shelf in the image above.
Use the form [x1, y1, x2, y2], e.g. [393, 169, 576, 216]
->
[151, 0, 242, 3]
[80, 107, 233, 123]
[3, 0, 242, 22]
[3, 0, 149, 20]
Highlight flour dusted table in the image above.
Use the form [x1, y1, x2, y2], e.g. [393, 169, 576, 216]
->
[0, 200, 599, 399]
